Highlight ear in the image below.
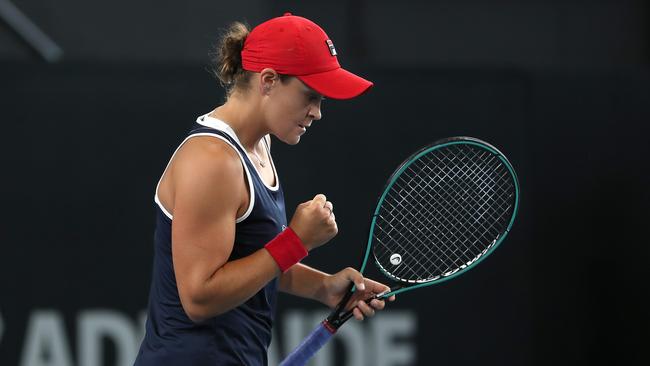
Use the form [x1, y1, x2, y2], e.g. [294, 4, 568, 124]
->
[259, 68, 280, 95]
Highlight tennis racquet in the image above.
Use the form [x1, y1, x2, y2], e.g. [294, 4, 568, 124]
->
[279, 136, 520, 366]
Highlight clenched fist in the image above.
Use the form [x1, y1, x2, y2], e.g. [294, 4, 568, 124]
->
[289, 194, 338, 251]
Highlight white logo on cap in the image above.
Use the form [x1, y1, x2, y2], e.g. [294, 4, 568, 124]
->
[326, 40, 337, 56]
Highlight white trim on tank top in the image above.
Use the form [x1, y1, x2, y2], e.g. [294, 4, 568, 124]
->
[154, 132, 256, 224]
[197, 114, 280, 192]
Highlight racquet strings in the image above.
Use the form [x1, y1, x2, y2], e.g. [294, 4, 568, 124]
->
[372, 143, 517, 283]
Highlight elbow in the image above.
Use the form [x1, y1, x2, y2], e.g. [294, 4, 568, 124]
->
[184, 305, 208, 324]
[179, 288, 211, 324]
[180, 293, 228, 324]
[184, 302, 232, 324]
[178, 275, 237, 322]
[182, 296, 215, 324]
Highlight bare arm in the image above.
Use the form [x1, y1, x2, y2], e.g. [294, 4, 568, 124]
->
[280, 264, 396, 320]
[279, 263, 330, 304]
[171, 138, 280, 323]
[170, 137, 338, 323]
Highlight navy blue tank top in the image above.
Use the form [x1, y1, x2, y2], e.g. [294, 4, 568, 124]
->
[135, 114, 287, 366]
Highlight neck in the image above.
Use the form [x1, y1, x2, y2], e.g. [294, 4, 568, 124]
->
[209, 93, 268, 151]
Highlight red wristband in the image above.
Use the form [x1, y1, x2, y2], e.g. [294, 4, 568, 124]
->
[265, 227, 308, 272]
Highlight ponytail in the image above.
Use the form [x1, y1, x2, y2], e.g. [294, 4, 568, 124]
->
[213, 22, 251, 95]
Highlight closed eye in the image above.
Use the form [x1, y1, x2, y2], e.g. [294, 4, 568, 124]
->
[307, 91, 324, 103]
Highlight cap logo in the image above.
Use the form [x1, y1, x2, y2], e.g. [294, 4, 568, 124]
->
[325, 39, 337, 56]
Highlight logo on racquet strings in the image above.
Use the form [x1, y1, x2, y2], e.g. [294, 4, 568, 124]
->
[390, 254, 402, 265]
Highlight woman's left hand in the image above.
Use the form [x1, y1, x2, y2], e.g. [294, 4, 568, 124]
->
[320, 267, 396, 321]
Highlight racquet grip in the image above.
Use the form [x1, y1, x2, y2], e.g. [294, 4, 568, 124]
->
[339, 287, 395, 323]
[279, 322, 335, 366]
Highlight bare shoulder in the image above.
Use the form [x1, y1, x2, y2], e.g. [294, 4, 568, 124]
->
[170, 136, 244, 218]
[174, 136, 242, 177]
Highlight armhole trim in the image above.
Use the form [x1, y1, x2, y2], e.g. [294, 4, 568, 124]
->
[198, 115, 279, 191]
[154, 133, 255, 224]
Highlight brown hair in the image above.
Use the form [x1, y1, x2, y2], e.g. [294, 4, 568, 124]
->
[212, 21, 291, 97]
[213, 22, 252, 95]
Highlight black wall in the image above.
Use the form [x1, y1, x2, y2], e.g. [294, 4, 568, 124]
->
[2, 1, 648, 68]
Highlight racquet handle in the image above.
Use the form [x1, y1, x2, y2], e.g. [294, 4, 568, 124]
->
[338, 289, 393, 324]
[279, 322, 335, 366]
[280, 287, 399, 364]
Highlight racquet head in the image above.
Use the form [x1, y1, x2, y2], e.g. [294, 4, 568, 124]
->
[361, 136, 520, 296]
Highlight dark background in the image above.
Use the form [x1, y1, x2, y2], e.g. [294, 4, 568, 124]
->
[1, 1, 649, 365]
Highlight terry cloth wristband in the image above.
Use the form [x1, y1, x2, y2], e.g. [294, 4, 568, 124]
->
[265, 227, 308, 272]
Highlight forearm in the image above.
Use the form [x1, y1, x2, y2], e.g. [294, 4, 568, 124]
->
[278, 263, 330, 304]
[185, 248, 280, 321]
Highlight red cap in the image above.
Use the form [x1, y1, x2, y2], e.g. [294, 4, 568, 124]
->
[241, 13, 373, 100]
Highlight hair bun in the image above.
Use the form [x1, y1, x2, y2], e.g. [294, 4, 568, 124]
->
[214, 22, 250, 88]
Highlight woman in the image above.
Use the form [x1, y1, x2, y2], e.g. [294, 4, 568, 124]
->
[135, 13, 394, 365]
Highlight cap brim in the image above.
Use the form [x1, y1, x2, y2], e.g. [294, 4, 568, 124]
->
[297, 67, 373, 100]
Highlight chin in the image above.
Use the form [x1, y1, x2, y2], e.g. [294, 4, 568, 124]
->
[278, 134, 301, 145]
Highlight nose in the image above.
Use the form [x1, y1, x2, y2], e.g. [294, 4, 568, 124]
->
[308, 101, 322, 121]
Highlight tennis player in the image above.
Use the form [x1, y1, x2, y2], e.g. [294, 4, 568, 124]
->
[134, 13, 394, 366]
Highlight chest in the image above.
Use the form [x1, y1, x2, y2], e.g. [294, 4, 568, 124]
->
[247, 155, 276, 188]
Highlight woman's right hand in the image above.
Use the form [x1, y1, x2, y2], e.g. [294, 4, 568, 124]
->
[289, 194, 338, 251]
